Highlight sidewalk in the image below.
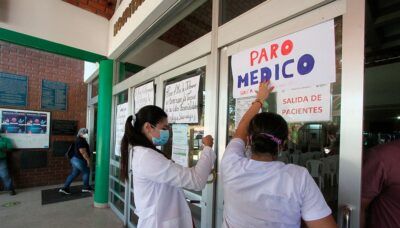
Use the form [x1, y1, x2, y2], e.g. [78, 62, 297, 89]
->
[0, 184, 124, 228]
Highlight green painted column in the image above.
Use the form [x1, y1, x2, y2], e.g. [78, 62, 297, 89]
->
[94, 59, 113, 208]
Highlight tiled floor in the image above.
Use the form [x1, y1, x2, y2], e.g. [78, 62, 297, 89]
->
[0, 184, 124, 228]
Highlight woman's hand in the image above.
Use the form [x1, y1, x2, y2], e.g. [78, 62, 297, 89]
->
[202, 135, 214, 148]
[256, 80, 274, 102]
[234, 80, 274, 141]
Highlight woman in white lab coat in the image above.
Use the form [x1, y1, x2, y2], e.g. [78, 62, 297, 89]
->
[221, 81, 336, 228]
[120, 105, 215, 228]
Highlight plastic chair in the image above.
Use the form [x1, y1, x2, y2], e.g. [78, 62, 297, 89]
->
[306, 160, 324, 190]
[277, 155, 289, 164]
[290, 153, 300, 165]
[299, 152, 314, 167]
[321, 155, 339, 186]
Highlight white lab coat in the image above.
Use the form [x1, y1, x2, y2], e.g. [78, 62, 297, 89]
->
[131, 146, 215, 228]
[221, 138, 331, 228]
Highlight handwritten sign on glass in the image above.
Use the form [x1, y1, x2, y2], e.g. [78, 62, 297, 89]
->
[164, 75, 200, 124]
[134, 81, 154, 114]
[115, 103, 129, 157]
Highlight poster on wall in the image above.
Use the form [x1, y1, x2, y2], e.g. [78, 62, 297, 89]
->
[134, 81, 154, 114]
[41, 80, 68, 111]
[277, 85, 331, 123]
[172, 124, 189, 167]
[164, 75, 200, 124]
[231, 20, 336, 98]
[0, 72, 28, 107]
[0, 108, 50, 148]
[115, 103, 129, 157]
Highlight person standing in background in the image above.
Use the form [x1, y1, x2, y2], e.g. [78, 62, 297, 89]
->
[0, 135, 16, 195]
[361, 140, 400, 228]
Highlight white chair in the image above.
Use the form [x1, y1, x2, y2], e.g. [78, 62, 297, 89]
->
[299, 152, 314, 167]
[320, 158, 331, 184]
[311, 151, 323, 159]
[289, 153, 300, 165]
[277, 155, 289, 164]
[306, 160, 325, 190]
[321, 155, 339, 186]
[280, 151, 290, 159]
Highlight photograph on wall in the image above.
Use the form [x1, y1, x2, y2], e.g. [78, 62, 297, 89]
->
[1, 111, 26, 133]
[26, 113, 48, 134]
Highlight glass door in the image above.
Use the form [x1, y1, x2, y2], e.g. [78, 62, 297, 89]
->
[125, 56, 217, 228]
[156, 56, 216, 228]
[217, 13, 363, 227]
[109, 90, 129, 222]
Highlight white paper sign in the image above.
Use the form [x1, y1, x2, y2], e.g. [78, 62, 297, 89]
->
[172, 124, 189, 167]
[134, 81, 154, 114]
[235, 96, 256, 129]
[277, 85, 331, 123]
[164, 75, 200, 123]
[232, 20, 336, 98]
[115, 103, 129, 157]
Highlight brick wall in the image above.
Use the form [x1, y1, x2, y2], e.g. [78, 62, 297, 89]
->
[0, 41, 87, 188]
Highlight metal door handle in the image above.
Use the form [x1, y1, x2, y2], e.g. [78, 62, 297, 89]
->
[341, 205, 352, 228]
[186, 199, 201, 204]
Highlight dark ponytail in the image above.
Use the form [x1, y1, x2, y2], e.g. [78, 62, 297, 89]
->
[120, 105, 168, 180]
[248, 112, 288, 157]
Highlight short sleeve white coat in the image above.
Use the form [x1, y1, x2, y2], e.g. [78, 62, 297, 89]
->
[221, 138, 331, 228]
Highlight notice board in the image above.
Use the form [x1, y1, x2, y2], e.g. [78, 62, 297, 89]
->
[0, 72, 28, 107]
[0, 108, 51, 149]
[41, 80, 68, 111]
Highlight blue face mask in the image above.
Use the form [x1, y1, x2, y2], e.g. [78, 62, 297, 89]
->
[152, 128, 170, 146]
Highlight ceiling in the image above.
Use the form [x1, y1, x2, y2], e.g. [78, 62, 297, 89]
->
[63, 0, 117, 20]
[365, 0, 400, 67]
[63, 0, 400, 68]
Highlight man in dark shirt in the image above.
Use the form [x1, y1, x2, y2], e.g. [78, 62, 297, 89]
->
[361, 140, 400, 228]
[59, 128, 93, 194]
[0, 135, 16, 195]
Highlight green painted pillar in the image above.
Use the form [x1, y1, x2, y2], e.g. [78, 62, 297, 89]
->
[94, 59, 113, 208]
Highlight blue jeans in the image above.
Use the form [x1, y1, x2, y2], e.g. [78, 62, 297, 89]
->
[0, 158, 14, 190]
[63, 157, 90, 188]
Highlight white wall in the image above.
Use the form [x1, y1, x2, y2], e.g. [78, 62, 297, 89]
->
[364, 62, 400, 106]
[108, 0, 178, 58]
[84, 61, 99, 83]
[0, 0, 109, 56]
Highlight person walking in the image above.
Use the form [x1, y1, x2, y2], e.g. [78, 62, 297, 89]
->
[0, 135, 16, 195]
[59, 128, 93, 194]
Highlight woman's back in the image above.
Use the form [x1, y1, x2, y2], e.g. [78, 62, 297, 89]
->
[221, 138, 331, 228]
